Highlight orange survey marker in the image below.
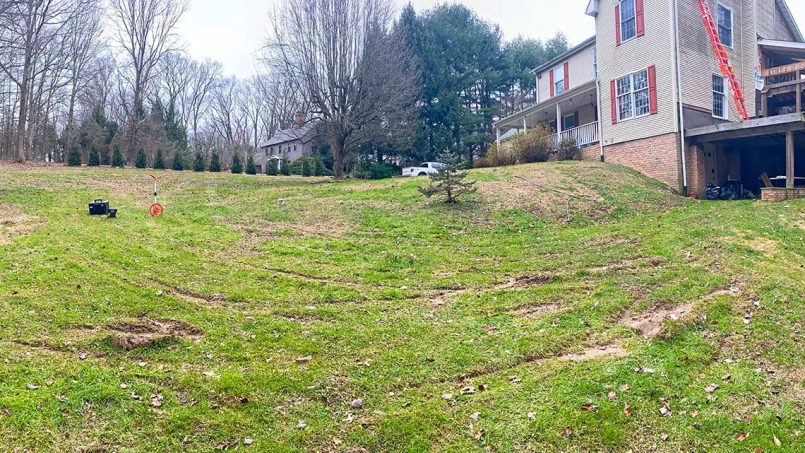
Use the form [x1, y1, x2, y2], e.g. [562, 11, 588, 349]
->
[149, 175, 164, 217]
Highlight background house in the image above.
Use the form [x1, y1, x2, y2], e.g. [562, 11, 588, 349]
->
[255, 113, 322, 173]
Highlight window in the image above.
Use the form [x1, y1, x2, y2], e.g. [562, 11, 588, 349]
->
[554, 65, 565, 96]
[616, 69, 650, 121]
[619, 0, 637, 42]
[717, 4, 733, 48]
[712, 74, 727, 119]
[563, 113, 578, 130]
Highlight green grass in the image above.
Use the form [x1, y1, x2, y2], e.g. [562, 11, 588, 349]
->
[0, 162, 802, 452]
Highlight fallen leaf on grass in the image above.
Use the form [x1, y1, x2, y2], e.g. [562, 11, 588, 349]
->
[214, 439, 237, 450]
[527, 412, 536, 420]
[508, 375, 521, 383]
[130, 391, 142, 400]
[735, 432, 747, 441]
[296, 420, 307, 430]
[295, 356, 312, 364]
[469, 412, 480, 421]
[26, 384, 39, 391]
[460, 386, 475, 395]
[624, 402, 632, 417]
[442, 393, 454, 400]
[705, 384, 719, 393]
[660, 433, 669, 441]
[619, 384, 630, 392]
[580, 403, 598, 412]
[660, 406, 672, 417]
[350, 399, 363, 409]
[774, 435, 782, 446]
[562, 427, 573, 438]
[243, 438, 253, 446]
[45, 378, 54, 386]
[150, 394, 164, 407]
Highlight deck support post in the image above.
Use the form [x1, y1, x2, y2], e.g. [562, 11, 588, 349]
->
[786, 130, 795, 188]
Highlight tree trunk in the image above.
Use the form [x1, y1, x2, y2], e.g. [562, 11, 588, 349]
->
[331, 134, 346, 179]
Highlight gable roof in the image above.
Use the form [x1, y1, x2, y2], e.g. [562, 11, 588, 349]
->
[260, 119, 322, 148]
[776, 0, 804, 43]
[530, 36, 596, 75]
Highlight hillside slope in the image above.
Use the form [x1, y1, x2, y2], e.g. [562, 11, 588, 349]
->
[0, 162, 802, 452]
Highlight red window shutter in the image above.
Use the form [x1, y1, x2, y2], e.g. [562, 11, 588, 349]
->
[636, 0, 645, 37]
[648, 65, 658, 115]
[610, 80, 618, 124]
[549, 69, 555, 97]
[564, 62, 570, 91]
[615, 4, 622, 46]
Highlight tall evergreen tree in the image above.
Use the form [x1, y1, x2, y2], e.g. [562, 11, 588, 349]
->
[135, 149, 148, 168]
[154, 149, 166, 169]
[245, 155, 257, 175]
[280, 156, 291, 176]
[112, 145, 125, 167]
[171, 152, 184, 171]
[266, 158, 278, 176]
[209, 152, 221, 172]
[67, 146, 82, 166]
[231, 153, 243, 174]
[87, 148, 100, 166]
[192, 152, 205, 172]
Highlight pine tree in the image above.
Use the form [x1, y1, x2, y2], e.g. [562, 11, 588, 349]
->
[266, 158, 278, 176]
[172, 152, 184, 171]
[209, 152, 221, 172]
[245, 155, 257, 175]
[87, 148, 100, 166]
[135, 149, 148, 168]
[67, 146, 82, 166]
[231, 152, 243, 174]
[418, 152, 476, 203]
[154, 149, 166, 169]
[301, 157, 312, 177]
[314, 157, 325, 176]
[112, 145, 125, 168]
[280, 156, 291, 176]
[192, 152, 205, 172]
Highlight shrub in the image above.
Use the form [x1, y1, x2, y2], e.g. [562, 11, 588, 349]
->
[266, 158, 278, 176]
[231, 153, 243, 174]
[67, 147, 81, 166]
[419, 152, 476, 203]
[172, 152, 184, 171]
[352, 159, 397, 180]
[512, 124, 554, 163]
[209, 152, 221, 172]
[556, 138, 581, 161]
[313, 157, 326, 176]
[245, 155, 257, 175]
[280, 157, 290, 176]
[112, 145, 125, 168]
[135, 149, 148, 168]
[87, 148, 100, 167]
[192, 152, 205, 172]
[301, 157, 312, 177]
[153, 149, 166, 169]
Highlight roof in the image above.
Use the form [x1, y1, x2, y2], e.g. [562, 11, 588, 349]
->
[259, 118, 322, 148]
[758, 38, 805, 59]
[776, 0, 804, 43]
[531, 36, 596, 75]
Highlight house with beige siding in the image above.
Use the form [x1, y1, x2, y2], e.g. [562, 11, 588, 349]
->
[495, 0, 805, 200]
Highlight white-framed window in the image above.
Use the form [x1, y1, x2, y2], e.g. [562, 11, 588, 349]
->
[717, 3, 733, 48]
[554, 64, 565, 96]
[712, 74, 727, 119]
[616, 69, 650, 121]
[619, 0, 637, 43]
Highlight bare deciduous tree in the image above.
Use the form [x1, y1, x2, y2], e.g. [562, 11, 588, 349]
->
[268, 0, 420, 178]
[110, 0, 187, 159]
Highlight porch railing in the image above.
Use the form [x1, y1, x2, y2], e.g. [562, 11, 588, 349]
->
[552, 121, 599, 148]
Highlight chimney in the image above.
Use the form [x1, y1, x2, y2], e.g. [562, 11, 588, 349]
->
[293, 112, 306, 128]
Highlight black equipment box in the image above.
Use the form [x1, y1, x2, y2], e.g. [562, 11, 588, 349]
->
[89, 199, 110, 216]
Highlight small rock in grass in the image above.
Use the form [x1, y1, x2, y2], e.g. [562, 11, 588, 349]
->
[442, 393, 454, 400]
[296, 420, 307, 430]
[350, 399, 363, 409]
[26, 384, 39, 391]
[527, 412, 536, 420]
[243, 438, 253, 446]
[705, 384, 719, 393]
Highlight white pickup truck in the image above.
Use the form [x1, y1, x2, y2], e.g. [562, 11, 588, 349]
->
[402, 162, 443, 177]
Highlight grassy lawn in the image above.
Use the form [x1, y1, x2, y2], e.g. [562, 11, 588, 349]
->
[0, 162, 802, 452]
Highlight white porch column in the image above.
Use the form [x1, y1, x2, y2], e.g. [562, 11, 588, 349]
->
[786, 131, 795, 189]
[556, 102, 563, 135]
[496, 128, 501, 148]
[523, 116, 528, 134]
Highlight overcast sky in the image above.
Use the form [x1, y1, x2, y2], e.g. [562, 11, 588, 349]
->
[176, 0, 805, 78]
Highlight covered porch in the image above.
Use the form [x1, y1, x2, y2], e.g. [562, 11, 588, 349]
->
[494, 81, 601, 150]
[758, 39, 805, 118]
[687, 113, 805, 201]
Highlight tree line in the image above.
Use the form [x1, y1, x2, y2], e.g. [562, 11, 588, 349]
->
[1, 0, 568, 176]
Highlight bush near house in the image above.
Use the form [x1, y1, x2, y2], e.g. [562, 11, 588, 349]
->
[352, 159, 398, 180]
[231, 153, 243, 174]
[280, 157, 290, 176]
[192, 152, 205, 172]
[266, 158, 279, 176]
[245, 155, 257, 175]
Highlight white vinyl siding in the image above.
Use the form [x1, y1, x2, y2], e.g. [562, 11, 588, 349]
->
[616, 69, 650, 121]
[712, 74, 727, 119]
[619, 0, 637, 42]
[717, 4, 733, 48]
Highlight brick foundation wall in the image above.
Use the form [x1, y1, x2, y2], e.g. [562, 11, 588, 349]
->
[685, 144, 706, 199]
[761, 188, 805, 202]
[600, 133, 682, 191]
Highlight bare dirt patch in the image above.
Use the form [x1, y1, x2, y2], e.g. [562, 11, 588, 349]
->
[108, 319, 203, 350]
[510, 303, 561, 319]
[558, 344, 629, 362]
[0, 204, 43, 245]
[621, 303, 696, 339]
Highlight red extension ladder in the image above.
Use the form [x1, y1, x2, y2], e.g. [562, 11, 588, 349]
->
[697, 0, 750, 121]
